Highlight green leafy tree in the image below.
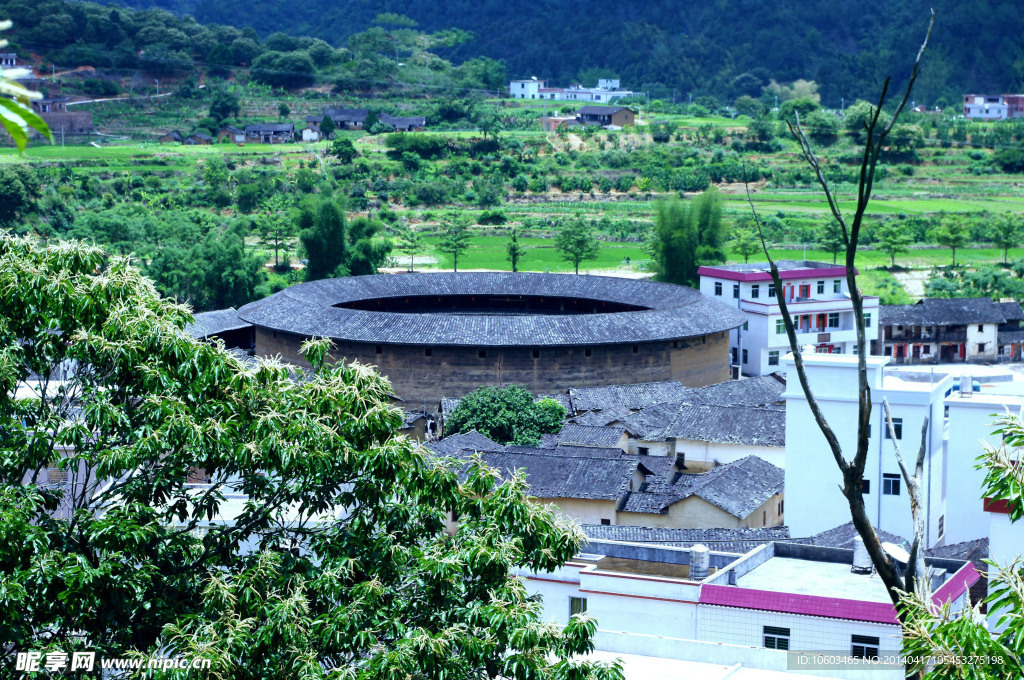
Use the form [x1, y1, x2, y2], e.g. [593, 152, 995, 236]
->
[330, 136, 357, 162]
[506, 227, 527, 272]
[555, 217, 600, 274]
[319, 113, 336, 140]
[930, 219, 970, 266]
[991, 214, 1021, 263]
[396, 225, 422, 271]
[730, 227, 762, 264]
[208, 88, 240, 123]
[300, 200, 347, 280]
[818, 219, 846, 264]
[0, 235, 621, 680]
[437, 213, 472, 272]
[877, 223, 915, 267]
[447, 385, 567, 445]
[277, 102, 290, 120]
[651, 188, 725, 285]
[252, 51, 317, 89]
[346, 216, 392, 276]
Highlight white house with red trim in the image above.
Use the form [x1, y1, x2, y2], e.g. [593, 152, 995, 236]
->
[519, 538, 978, 677]
[698, 261, 880, 377]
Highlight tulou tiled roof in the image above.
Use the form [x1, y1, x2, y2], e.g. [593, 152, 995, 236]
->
[880, 298, 1010, 326]
[580, 524, 790, 553]
[570, 381, 692, 412]
[620, 455, 784, 519]
[440, 446, 646, 502]
[237, 273, 745, 348]
[185, 308, 251, 339]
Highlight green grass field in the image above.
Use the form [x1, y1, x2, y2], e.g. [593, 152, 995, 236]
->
[422, 235, 649, 272]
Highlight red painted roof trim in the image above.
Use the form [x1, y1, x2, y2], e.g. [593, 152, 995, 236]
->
[699, 583, 899, 624]
[697, 265, 857, 282]
[931, 562, 981, 606]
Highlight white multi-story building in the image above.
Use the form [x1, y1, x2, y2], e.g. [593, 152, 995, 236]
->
[784, 353, 1024, 552]
[962, 94, 1024, 120]
[520, 537, 977, 678]
[508, 78, 634, 102]
[698, 261, 880, 377]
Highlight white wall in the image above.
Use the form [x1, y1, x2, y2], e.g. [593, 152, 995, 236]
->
[784, 355, 951, 543]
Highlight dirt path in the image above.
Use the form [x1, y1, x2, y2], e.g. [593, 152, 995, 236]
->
[891, 269, 932, 299]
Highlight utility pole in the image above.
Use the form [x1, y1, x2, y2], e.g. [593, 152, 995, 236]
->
[423, 37, 428, 81]
[154, 78, 159, 97]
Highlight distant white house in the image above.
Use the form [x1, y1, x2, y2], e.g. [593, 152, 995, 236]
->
[962, 94, 1024, 119]
[508, 77, 634, 102]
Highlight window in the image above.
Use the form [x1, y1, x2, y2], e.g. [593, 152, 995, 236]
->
[978, 324, 984, 332]
[375, 345, 382, 355]
[776, 319, 786, 334]
[768, 284, 776, 298]
[424, 348, 432, 357]
[938, 514, 945, 538]
[714, 281, 722, 296]
[828, 312, 839, 328]
[764, 626, 790, 650]
[884, 417, 903, 440]
[799, 284, 810, 298]
[532, 349, 540, 359]
[778, 499, 784, 514]
[731, 347, 738, 363]
[817, 280, 825, 295]
[733, 284, 740, 299]
[862, 479, 871, 494]
[851, 635, 879, 660]
[768, 350, 780, 366]
[922, 345, 930, 355]
[883, 473, 901, 496]
[478, 349, 487, 358]
[751, 284, 760, 298]
[638, 447, 649, 455]
[600, 518, 611, 526]
[632, 345, 639, 354]
[742, 349, 748, 364]
[584, 348, 592, 357]
[570, 597, 588, 617]
[863, 313, 872, 328]
[743, 320, 749, 330]
[978, 342, 986, 353]
[834, 279, 841, 293]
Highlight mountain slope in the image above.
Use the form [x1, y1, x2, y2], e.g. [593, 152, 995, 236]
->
[105, 0, 1024, 105]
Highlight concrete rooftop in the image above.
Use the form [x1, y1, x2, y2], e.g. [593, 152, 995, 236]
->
[736, 557, 893, 603]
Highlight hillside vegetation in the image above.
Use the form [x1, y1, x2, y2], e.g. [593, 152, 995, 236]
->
[102, 0, 1024, 105]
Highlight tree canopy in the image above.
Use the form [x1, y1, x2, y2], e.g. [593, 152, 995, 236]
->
[0, 234, 622, 680]
[650, 188, 725, 285]
[446, 385, 567, 446]
[555, 217, 600, 275]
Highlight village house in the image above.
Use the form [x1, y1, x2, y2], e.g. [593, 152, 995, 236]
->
[875, 297, 1024, 364]
[379, 113, 426, 132]
[216, 125, 245, 144]
[575, 105, 635, 128]
[508, 78, 635, 103]
[244, 123, 294, 144]
[962, 94, 1024, 119]
[186, 132, 212, 145]
[699, 261, 880, 376]
[157, 131, 184, 144]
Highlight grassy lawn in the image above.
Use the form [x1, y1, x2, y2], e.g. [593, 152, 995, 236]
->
[423, 235, 649, 272]
[729, 245, 1024, 269]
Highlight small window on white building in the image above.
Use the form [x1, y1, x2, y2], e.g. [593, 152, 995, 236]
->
[637, 447, 649, 455]
[922, 345, 930, 355]
[742, 349, 748, 364]
[600, 518, 611, 526]
[863, 313, 873, 328]
[978, 342, 986, 353]
[751, 284, 760, 298]
[714, 281, 722, 296]
[817, 280, 825, 295]
[978, 324, 984, 332]
[733, 284, 740, 299]
[768, 284, 776, 298]
[570, 597, 588, 617]
[883, 473, 901, 496]
[743, 320, 749, 330]
[834, 279, 841, 293]
[884, 417, 903, 440]
[776, 319, 786, 334]
[851, 635, 879, 660]
[938, 514, 944, 538]
[768, 350, 780, 366]
[862, 479, 870, 494]
[764, 626, 790, 650]
[828, 313, 839, 328]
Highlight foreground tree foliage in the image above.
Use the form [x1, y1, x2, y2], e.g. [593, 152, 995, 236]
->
[650, 187, 725, 286]
[447, 385, 567, 446]
[0, 235, 622, 680]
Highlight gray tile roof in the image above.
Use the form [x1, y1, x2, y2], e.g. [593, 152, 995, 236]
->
[880, 298, 1009, 326]
[570, 405, 633, 426]
[619, 455, 783, 519]
[380, 113, 426, 128]
[185, 308, 251, 339]
[684, 373, 787, 407]
[236, 273, 746, 348]
[799, 522, 907, 550]
[998, 329, 1024, 344]
[633, 404, 786, 447]
[570, 381, 691, 412]
[504, 444, 625, 458]
[321, 107, 369, 123]
[550, 424, 625, 448]
[996, 301, 1024, 322]
[427, 431, 503, 456]
[444, 447, 643, 501]
[577, 106, 631, 115]
[244, 123, 295, 134]
[580, 524, 790, 553]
